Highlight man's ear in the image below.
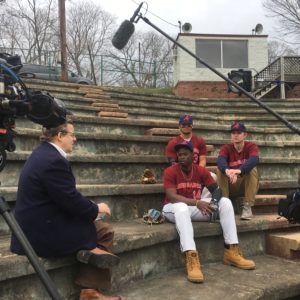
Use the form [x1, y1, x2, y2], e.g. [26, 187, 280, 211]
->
[56, 132, 63, 142]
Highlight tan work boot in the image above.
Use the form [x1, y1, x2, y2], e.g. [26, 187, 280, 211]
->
[185, 250, 204, 283]
[223, 244, 255, 270]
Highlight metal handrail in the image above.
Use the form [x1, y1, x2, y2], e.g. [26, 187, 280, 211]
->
[253, 56, 300, 92]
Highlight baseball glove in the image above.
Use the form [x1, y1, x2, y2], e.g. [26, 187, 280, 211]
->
[143, 209, 165, 225]
[141, 169, 157, 184]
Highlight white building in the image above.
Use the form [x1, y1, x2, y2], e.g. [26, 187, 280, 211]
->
[173, 33, 268, 99]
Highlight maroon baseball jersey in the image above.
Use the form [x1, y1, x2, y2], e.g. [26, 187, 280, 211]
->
[163, 164, 215, 205]
[219, 141, 259, 169]
[165, 135, 207, 164]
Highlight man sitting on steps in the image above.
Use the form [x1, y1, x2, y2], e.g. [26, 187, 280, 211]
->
[165, 114, 207, 167]
[217, 122, 259, 220]
[162, 140, 255, 283]
[165, 113, 216, 199]
[10, 119, 121, 300]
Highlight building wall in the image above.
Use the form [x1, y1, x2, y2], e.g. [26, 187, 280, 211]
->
[174, 34, 268, 83]
[173, 33, 268, 98]
[174, 81, 300, 100]
[174, 81, 245, 99]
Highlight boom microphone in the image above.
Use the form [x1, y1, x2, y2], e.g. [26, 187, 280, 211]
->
[112, 2, 144, 50]
[112, 20, 135, 50]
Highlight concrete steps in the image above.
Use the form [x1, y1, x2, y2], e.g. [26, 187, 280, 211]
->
[0, 79, 299, 298]
[0, 214, 299, 299]
[118, 255, 300, 300]
[24, 79, 300, 128]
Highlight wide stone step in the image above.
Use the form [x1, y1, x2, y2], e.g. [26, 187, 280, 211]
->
[14, 115, 300, 143]
[0, 183, 291, 234]
[266, 231, 300, 259]
[116, 98, 300, 115]
[118, 255, 300, 300]
[105, 89, 300, 108]
[1, 151, 300, 186]
[108, 93, 300, 113]
[0, 214, 298, 299]
[12, 128, 300, 158]
[26, 83, 85, 96]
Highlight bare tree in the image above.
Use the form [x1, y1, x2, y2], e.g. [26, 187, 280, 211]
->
[66, 1, 116, 84]
[268, 40, 297, 63]
[1, 0, 57, 64]
[109, 30, 173, 88]
[263, 0, 300, 47]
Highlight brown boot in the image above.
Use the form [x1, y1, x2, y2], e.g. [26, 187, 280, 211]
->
[79, 289, 121, 300]
[185, 250, 204, 283]
[223, 245, 255, 270]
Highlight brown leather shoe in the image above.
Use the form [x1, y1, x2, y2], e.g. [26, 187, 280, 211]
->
[77, 248, 120, 269]
[79, 289, 121, 300]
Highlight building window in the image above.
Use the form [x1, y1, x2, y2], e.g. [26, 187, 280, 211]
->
[195, 39, 248, 68]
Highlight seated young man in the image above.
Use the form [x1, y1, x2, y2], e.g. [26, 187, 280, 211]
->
[162, 140, 255, 283]
[217, 122, 259, 220]
[165, 114, 216, 199]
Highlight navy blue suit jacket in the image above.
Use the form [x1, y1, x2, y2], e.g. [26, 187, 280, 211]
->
[10, 142, 99, 257]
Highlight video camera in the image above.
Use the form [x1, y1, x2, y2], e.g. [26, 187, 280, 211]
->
[0, 52, 68, 171]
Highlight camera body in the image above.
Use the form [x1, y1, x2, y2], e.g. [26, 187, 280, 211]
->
[0, 53, 68, 171]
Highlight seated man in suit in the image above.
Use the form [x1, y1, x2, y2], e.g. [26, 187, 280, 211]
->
[10, 119, 121, 300]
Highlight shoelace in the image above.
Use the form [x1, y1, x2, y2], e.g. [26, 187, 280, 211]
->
[188, 254, 200, 270]
[231, 246, 243, 258]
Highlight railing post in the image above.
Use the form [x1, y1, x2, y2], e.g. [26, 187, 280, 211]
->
[280, 56, 286, 99]
[152, 60, 157, 88]
[100, 55, 103, 86]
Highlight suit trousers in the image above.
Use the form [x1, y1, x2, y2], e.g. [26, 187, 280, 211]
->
[75, 220, 114, 290]
[162, 197, 238, 252]
[216, 167, 259, 206]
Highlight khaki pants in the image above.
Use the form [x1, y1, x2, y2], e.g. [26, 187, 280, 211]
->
[217, 167, 259, 206]
[75, 220, 114, 290]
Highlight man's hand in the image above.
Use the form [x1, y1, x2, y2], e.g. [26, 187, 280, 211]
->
[225, 169, 241, 184]
[196, 200, 215, 216]
[98, 203, 111, 216]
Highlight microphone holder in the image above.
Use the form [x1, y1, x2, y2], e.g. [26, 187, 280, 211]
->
[138, 15, 300, 135]
[0, 196, 62, 299]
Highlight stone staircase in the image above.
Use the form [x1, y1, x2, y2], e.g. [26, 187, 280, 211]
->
[1, 79, 300, 299]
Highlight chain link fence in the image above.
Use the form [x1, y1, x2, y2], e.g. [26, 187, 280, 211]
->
[0, 47, 173, 88]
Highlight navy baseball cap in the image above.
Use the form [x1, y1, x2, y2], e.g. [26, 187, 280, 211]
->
[174, 140, 194, 152]
[230, 122, 247, 132]
[179, 114, 193, 125]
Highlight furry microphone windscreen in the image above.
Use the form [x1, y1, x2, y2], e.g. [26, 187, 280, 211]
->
[112, 20, 135, 50]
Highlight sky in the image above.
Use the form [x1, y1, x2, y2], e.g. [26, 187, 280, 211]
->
[97, 0, 277, 38]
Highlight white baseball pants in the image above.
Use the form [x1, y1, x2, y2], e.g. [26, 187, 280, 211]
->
[162, 197, 239, 252]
